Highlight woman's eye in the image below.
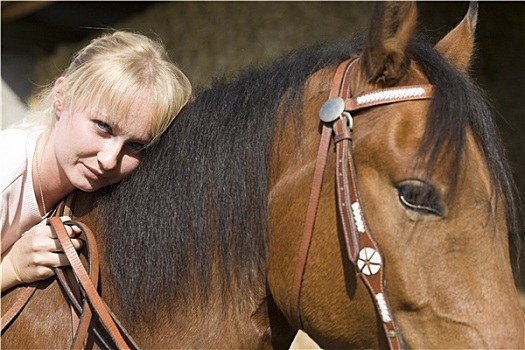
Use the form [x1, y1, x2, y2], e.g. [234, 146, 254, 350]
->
[127, 142, 146, 154]
[396, 181, 443, 216]
[95, 121, 112, 134]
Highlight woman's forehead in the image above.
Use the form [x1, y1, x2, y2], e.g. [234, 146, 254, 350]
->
[79, 95, 155, 139]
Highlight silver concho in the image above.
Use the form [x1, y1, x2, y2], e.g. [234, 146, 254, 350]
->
[319, 97, 345, 122]
[357, 247, 382, 276]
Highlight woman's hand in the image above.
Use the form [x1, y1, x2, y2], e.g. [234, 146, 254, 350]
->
[1, 217, 83, 292]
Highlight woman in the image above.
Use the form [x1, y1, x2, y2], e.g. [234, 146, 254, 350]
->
[1, 31, 191, 292]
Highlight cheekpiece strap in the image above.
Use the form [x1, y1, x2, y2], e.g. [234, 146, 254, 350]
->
[328, 57, 433, 350]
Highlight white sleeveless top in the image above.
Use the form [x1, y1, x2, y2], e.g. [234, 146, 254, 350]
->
[1, 128, 44, 253]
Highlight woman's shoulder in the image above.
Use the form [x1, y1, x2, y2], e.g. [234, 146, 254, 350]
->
[1, 126, 42, 144]
[2, 127, 31, 140]
[1, 128, 42, 189]
[1, 127, 41, 157]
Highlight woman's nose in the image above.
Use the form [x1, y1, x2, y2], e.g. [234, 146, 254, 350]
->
[97, 141, 122, 171]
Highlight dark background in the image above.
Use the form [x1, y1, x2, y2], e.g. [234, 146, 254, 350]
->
[2, 0, 523, 293]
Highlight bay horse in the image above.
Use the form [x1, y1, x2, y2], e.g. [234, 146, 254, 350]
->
[2, 2, 524, 348]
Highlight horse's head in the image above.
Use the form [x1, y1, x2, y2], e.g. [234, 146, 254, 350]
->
[268, 2, 524, 348]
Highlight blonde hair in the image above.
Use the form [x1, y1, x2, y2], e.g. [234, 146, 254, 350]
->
[30, 30, 191, 144]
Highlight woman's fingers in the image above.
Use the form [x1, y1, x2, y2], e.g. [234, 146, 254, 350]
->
[70, 238, 83, 251]
[28, 224, 82, 253]
[32, 251, 77, 269]
[53, 218, 84, 251]
[51, 237, 84, 252]
[60, 216, 82, 237]
[55, 252, 79, 267]
[70, 224, 82, 237]
[47, 216, 82, 238]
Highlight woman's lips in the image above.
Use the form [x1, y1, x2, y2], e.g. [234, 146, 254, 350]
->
[83, 163, 105, 180]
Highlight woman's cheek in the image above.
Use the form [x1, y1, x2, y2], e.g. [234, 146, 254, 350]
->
[121, 156, 142, 177]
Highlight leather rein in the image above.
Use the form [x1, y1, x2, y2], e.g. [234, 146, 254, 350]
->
[1, 193, 139, 350]
[289, 58, 433, 350]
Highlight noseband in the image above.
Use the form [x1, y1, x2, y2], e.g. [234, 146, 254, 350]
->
[289, 58, 433, 349]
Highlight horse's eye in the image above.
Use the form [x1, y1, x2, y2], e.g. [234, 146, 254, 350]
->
[396, 181, 443, 216]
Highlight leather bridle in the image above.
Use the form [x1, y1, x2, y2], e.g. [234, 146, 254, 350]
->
[289, 58, 433, 350]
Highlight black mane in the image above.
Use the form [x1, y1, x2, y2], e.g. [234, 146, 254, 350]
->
[97, 33, 520, 324]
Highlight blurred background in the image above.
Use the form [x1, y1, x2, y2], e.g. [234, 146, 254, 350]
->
[2, 1, 523, 346]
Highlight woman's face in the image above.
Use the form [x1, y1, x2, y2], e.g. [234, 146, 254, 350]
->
[52, 95, 154, 193]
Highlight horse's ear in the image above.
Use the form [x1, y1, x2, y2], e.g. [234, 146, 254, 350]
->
[435, 2, 478, 74]
[360, 1, 417, 87]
